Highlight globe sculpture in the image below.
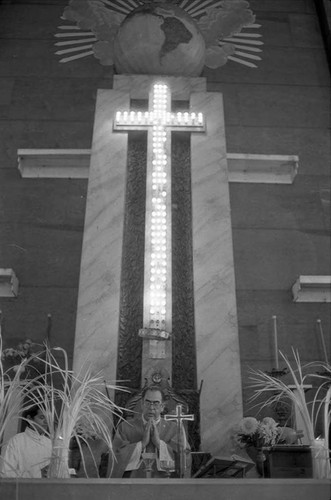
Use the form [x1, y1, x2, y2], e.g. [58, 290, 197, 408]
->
[113, 3, 205, 77]
[57, 1, 262, 72]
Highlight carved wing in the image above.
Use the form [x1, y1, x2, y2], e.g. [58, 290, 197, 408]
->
[197, 1, 255, 46]
[62, 0, 125, 36]
[196, 1, 261, 69]
[57, 0, 125, 64]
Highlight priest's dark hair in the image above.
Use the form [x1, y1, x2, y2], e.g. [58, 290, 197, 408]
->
[141, 385, 165, 402]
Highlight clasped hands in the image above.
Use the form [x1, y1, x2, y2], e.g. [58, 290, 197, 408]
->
[142, 418, 160, 450]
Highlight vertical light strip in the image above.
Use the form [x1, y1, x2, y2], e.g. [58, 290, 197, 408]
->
[113, 83, 204, 337]
[148, 83, 171, 332]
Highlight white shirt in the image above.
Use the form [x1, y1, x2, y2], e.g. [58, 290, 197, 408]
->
[0, 427, 52, 478]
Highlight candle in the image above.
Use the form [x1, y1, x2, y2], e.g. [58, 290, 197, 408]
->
[317, 319, 328, 364]
[272, 315, 279, 369]
[46, 313, 52, 346]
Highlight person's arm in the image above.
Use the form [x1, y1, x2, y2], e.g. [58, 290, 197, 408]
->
[110, 421, 145, 477]
[0, 438, 20, 478]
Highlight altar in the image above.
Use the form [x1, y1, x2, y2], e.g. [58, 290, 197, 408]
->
[1, 478, 330, 500]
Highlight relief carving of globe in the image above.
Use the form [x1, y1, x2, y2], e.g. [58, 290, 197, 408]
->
[113, 3, 206, 77]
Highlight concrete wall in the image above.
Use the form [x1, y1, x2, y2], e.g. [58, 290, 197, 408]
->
[0, 1, 329, 413]
[213, 1, 331, 410]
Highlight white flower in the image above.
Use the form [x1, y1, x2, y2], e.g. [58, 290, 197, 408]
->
[239, 417, 259, 436]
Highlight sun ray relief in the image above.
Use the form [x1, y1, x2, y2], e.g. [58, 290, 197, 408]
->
[54, 0, 263, 68]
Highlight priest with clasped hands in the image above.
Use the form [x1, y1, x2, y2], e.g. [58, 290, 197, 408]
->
[110, 386, 191, 478]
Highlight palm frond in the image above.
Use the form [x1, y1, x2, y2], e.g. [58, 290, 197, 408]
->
[248, 348, 329, 445]
[0, 336, 47, 448]
[30, 345, 125, 478]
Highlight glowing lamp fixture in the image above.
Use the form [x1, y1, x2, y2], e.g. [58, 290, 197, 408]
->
[114, 82, 205, 333]
[149, 83, 169, 329]
[114, 111, 204, 131]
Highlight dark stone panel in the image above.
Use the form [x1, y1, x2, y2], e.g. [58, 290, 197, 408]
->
[236, 288, 331, 410]
[3, 0, 67, 4]
[258, 12, 323, 48]
[229, 175, 330, 232]
[236, 84, 330, 129]
[0, 286, 78, 365]
[171, 132, 197, 392]
[116, 133, 146, 394]
[116, 131, 198, 415]
[0, 120, 93, 166]
[205, 46, 328, 86]
[0, 78, 14, 104]
[0, 38, 114, 80]
[238, 311, 330, 364]
[236, 288, 331, 387]
[318, 181, 331, 230]
[232, 228, 331, 290]
[211, 83, 330, 129]
[0, 4, 67, 39]
[0, 223, 83, 287]
[289, 13, 326, 47]
[1, 78, 113, 121]
[225, 125, 331, 176]
[0, 170, 87, 226]
[249, 0, 315, 14]
[236, 290, 331, 330]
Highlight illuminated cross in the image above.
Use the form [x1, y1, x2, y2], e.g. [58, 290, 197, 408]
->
[164, 403, 195, 477]
[114, 82, 205, 382]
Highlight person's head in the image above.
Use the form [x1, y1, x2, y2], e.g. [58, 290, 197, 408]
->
[141, 386, 165, 421]
[23, 405, 48, 435]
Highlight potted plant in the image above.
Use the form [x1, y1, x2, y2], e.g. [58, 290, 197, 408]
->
[248, 349, 331, 479]
[1, 334, 125, 479]
[30, 346, 124, 478]
[0, 335, 43, 469]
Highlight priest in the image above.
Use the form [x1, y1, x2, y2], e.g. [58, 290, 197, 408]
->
[110, 386, 191, 478]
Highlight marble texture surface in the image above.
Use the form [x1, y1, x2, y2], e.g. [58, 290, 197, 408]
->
[73, 77, 243, 453]
[113, 75, 206, 99]
[73, 89, 130, 394]
[190, 91, 243, 456]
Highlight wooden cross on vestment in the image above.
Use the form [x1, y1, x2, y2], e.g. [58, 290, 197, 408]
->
[114, 82, 205, 383]
[164, 404, 194, 478]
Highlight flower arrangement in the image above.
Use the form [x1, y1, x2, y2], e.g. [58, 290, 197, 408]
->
[234, 416, 280, 449]
[248, 349, 331, 479]
[1, 338, 43, 377]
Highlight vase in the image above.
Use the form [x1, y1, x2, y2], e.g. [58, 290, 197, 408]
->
[311, 438, 331, 479]
[48, 438, 70, 478]
[246, 446, 267, 477]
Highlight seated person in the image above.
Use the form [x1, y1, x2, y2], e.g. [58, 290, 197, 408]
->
[110, 385, 191, 478]
[1, 405, 52, 478]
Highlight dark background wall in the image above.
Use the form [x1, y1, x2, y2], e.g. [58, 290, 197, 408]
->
[0, 1, 330, 413]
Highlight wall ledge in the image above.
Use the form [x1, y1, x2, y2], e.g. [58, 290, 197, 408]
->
[292, 275, 331, 303]
[227, 153, 298, 184]
[17, 150, 299, 184]
[0, 269, 19, 298]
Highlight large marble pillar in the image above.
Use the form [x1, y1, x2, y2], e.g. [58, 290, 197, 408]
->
[191, 91, 243, 456]
[73, 75, 243, 453]
[73, 89, 130, 393]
